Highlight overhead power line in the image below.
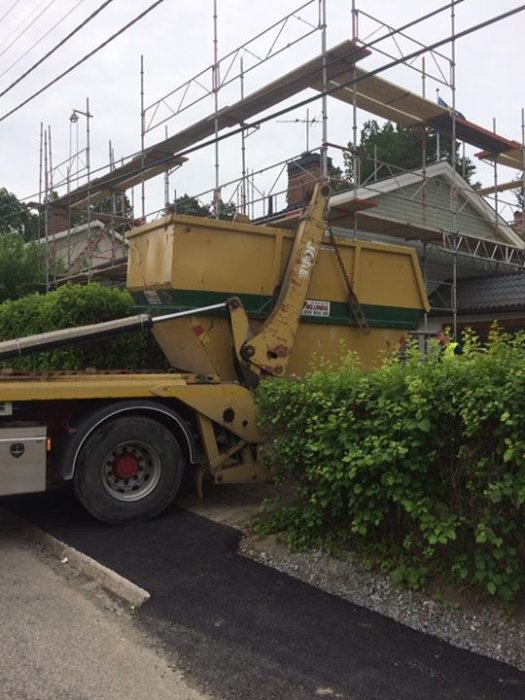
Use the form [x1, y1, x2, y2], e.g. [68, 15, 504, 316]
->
[34, 3, 524, 207]
[0, 0, 522, 228]
[237, 5, 525, 148]
[0, 0, 23, 25]
[0, 0, 114, 97]
[0, 0, 60, 60]
[0, 0, 167, 123]
[0, 0, 88, 82]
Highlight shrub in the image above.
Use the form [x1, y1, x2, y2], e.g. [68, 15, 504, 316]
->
[0, 284, 166, 371]
[255, 330, 525, 601]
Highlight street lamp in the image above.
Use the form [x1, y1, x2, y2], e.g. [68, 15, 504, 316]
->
[68, 100, 94, 280]
[69, 107, 93, 123]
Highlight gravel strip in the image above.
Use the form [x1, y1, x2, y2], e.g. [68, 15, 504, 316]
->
[240, 532, 525, 671]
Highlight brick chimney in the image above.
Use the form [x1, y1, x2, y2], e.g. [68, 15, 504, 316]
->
[286, 152, 332, 209]
[513, 210, 524, 236]
[47, 204, 70, 236]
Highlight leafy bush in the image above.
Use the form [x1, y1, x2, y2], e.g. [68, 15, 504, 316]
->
[0, 284, 167, 371]
[0, 233, 44, 301]
[255, 329, 525, 601]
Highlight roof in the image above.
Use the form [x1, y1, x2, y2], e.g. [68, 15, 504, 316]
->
[32, 220, 126, 245]
[426, 114, 520, 154]
[329, 161, 524, 248]
[430, 273, 525, 314]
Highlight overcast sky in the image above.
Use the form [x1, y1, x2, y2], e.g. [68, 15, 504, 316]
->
[0, 0, 523, 221]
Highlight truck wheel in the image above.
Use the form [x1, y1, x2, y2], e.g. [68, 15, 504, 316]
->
[74, 416, 184, 524]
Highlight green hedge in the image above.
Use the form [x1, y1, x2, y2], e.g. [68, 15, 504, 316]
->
[255, 329, 525, 601]
[0, 284, 167, 371]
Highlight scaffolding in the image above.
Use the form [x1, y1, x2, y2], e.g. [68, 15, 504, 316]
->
[36, 0, 524, 328]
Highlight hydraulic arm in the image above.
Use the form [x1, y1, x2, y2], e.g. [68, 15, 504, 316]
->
[229, 180, 331, 386]
[0, 302, 228, 362]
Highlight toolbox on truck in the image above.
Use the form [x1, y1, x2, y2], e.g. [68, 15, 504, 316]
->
[0, 425, 47, 496]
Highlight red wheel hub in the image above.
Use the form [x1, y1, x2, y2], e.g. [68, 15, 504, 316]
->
[112, 453, 140, 479]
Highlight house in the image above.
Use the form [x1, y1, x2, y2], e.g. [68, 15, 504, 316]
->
[329, 159, 521, 252]
[327, 160, 524, 334]
[34, 219, 129, 285]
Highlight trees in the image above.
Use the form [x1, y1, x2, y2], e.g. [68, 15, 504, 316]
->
[0, 187, 39, 241]
[172, 193, 236, 220]
[344, 120, 479, 187]
[89, 193, 133, 220]
[216, 199, 237, 221]
[0, 188, 45, 301]
[0, 233, 44, 303]
[173, 194, 211, 217]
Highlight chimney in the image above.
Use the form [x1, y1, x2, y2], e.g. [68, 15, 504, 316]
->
[286, 152, 332, 209]
[47, 204, 70, 236]
[513, 210, 524, 236]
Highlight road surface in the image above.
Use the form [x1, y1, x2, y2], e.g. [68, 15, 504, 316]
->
[0, 506, 207, 700]
[6, 489, 525, 700]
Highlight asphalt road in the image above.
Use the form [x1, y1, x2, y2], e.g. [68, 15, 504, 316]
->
[0, 506, 206, 700]
[7, 489, 525, 700]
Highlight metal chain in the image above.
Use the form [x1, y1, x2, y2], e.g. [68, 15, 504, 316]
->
[328, 227, 354, 296]
[328, 227, 370, 335]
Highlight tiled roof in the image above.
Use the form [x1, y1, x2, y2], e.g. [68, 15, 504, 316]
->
[430, 273, 525, 314]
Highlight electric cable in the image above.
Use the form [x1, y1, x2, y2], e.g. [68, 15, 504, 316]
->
[0, 0, 23, 26]
[0, 0, 60, 60]
[0, 0, 88, 81]
[0, 2, 522, 222]
[37, 3, 523, 207]
[0, 0, 114, 97]
[0, 0, 167, 123]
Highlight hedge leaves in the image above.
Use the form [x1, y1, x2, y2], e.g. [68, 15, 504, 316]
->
[255, 330, 525, 601]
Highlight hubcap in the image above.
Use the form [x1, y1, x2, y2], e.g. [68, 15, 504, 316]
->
[112, 453, 140, 479]
[101, 441, 162, 502]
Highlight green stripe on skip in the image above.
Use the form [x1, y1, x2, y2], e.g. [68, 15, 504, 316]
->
[131, 289, 423, 330]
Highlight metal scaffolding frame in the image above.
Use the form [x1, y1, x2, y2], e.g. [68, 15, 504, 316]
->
[36, 0, 525, 306]
[38, 96, 134, 288]
[346, 1, 524, 336]
[140, 0, 327, 219]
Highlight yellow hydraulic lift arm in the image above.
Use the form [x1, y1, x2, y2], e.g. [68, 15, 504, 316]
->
[228, 180, 331, 386]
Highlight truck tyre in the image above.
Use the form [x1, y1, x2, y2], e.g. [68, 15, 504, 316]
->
[74, 415, 184, 524]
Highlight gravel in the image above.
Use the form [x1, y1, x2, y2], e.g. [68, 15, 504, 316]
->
[240, 532, 525, 672]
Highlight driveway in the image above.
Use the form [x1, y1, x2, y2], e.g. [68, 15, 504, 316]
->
[6, 489, 525, 700]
